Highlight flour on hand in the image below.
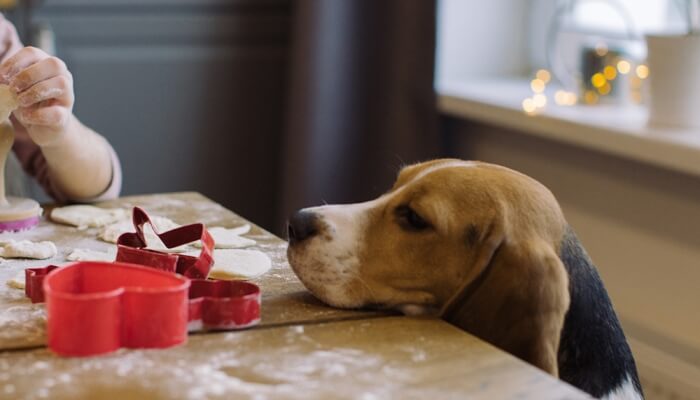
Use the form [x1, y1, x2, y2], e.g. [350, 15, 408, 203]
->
[186, 248, 271, 279]
[50, 205, 128, 230]
[0, 240, 57, 259]
[194, 226, 255, 249]
[66, 248, 115, 262]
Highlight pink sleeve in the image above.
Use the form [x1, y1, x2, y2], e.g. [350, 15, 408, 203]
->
[12, 129, 122, 203]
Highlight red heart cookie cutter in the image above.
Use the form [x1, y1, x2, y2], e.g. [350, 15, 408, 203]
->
[44, 261, 190, 357]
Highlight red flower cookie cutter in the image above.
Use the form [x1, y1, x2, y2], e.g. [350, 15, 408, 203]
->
[115, 207, 214, 279]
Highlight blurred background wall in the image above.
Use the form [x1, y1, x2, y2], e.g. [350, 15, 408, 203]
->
[7, 0, 293, 231]
[6, 0, 438, 234]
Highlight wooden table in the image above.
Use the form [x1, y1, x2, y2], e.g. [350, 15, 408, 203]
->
[0, 193, 589, 399]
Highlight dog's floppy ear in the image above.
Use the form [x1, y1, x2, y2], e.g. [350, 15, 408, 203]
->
[442, 228, 570, 376]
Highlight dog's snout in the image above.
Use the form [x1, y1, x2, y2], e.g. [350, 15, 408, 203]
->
[287, 210, 319, 244]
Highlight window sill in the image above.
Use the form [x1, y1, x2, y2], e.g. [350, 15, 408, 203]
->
[437, 79, 700, 178]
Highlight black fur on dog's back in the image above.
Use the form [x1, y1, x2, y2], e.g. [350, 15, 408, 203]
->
[558, 227, 643, 398]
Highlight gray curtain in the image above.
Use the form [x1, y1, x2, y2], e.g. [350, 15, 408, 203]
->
[280, 0, 438, 222]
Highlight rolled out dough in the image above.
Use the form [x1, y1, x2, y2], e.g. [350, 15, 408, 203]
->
[194, 225, 255, 249]
[66, 248, 115, 262]
[50, 205, 128, 229]
[0, 240, 57, 259]
[186, 248, 271, 280]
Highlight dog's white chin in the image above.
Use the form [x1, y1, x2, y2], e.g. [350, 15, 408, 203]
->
[287, 245, 363, 309]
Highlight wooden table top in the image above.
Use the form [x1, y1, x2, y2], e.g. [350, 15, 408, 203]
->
[0, 192, 589, 399]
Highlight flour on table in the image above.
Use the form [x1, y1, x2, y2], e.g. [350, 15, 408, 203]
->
[6, 270, 25, 289]
[50, 205, 128, 229]
[99, 217, 190, 252]
[194, 226, 255, 249]
[186, 249, 271, 279]
[66, 248, 115, 262]
[0, 240, 57, 259]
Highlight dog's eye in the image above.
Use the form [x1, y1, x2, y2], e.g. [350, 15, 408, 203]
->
[395, 205, 430, 231]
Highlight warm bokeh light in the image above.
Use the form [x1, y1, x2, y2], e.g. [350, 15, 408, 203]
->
[598, 82, 611, 95]
[591, 73, 607, 88]
[603, 65, 617, 80]
[536, 69, 551, 83]
[533, 93, 547, 108]
[617, 60, 631, 74]
[554, 90, 577, 106]
[631, 90, 642, 103]
[595, 42, 608, 56]
[522, 98, 536, 113]
[630, 75, 642, 89]
[636, 64, 649, 79]
[584, 90, 599, 104]
[554, 90, 567, 105]
[530, 78, 545, 93]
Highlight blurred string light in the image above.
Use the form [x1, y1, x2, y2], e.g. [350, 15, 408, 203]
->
[616, 60, 631, 74]
[522, 68, 578, 113]
[521, 57, 648, 112]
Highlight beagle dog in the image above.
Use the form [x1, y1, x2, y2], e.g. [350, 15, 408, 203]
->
[287, 159, 643, 399]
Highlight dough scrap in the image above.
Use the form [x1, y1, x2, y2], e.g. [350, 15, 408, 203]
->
[51, 205, 128, 229]
[66, 248, 115, 262]
[194, 225, 255, 249]
[186, 248, 271, 279]
[0, 240, 57, 259]
[99, 217, 189, 252]
[6, 270, 25, 289]
[0, 84, 18, 121]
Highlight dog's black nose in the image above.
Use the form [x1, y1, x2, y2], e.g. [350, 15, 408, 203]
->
[287, 210, 319, 244]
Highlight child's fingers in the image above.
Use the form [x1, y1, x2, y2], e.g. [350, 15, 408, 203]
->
[10, 56, 70, 92]
[16, 75, 74, 108]
[14, 104, 69, 127]
[0, 46, 49, 82]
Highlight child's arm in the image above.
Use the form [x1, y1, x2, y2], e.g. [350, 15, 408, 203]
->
[0, 16, 121, 201]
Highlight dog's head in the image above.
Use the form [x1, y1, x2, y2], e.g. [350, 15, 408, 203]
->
[287, 159, 571, 372]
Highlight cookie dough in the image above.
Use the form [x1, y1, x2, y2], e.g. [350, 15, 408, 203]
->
[0, 240, 57, 259]
[194, 226, 255, 249]
[186, 248, 271, 280]
[50, 205, 128, 230]
[6, 270, 25, 289]
[0, 84, 18, 121]
[66, 248, 115, 262]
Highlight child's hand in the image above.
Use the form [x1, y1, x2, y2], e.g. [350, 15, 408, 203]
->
[0, 46, 74, 147]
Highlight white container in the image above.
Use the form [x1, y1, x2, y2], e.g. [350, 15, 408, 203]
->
[646, 34, 700, 129]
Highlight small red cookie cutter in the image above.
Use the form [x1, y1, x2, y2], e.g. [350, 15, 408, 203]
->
[24, 207, 262, 356]
[115, 207, 214, 279]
